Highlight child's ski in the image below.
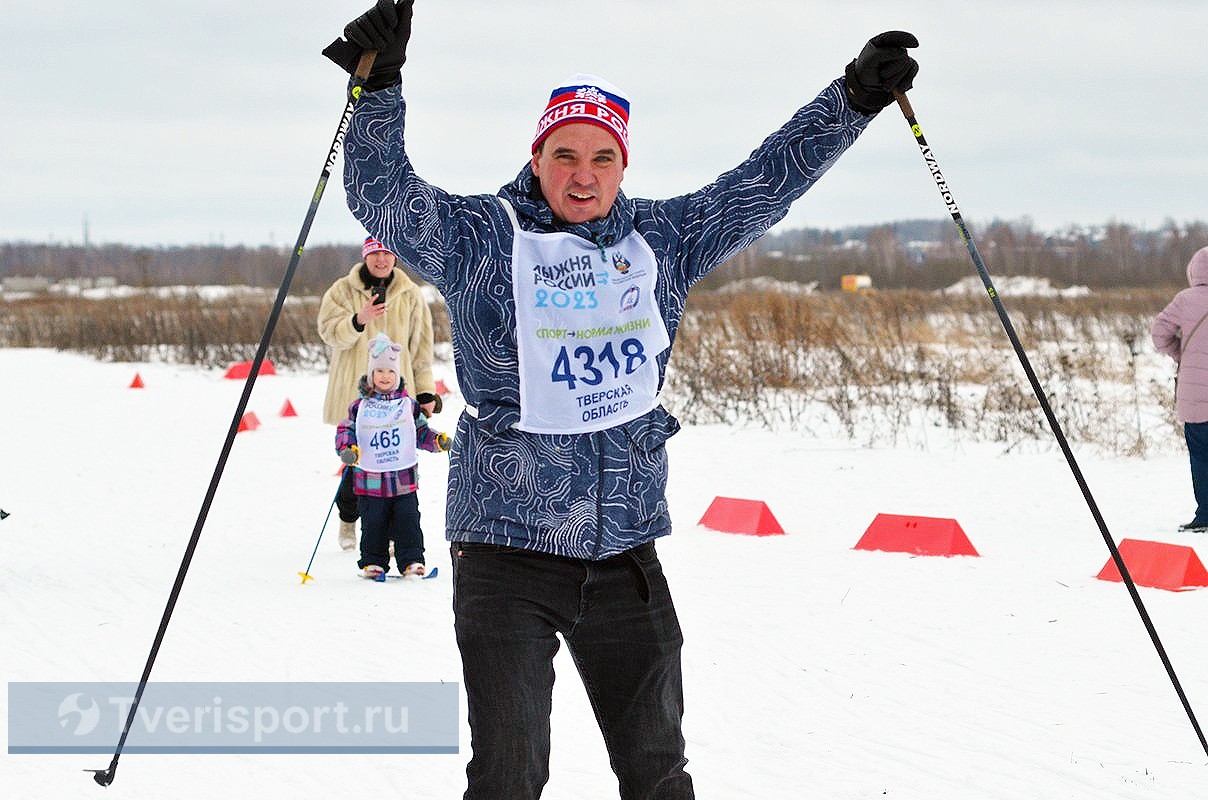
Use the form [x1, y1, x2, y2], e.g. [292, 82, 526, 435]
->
[363, 566, 439, 581]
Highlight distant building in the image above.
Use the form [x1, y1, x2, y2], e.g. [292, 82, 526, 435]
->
[57, 276, 117, 291]
[1, 276, 51, 294]
[841, 274, 872, 293]
[0, 275, 117, 296]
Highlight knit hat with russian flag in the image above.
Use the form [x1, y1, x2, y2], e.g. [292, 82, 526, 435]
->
[362, 235, 392, 259]
[531, 74, 631, 166]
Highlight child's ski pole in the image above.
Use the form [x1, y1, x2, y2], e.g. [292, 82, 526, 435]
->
[298, 480, 344, 584]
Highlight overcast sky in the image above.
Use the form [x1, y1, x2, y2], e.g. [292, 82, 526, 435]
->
[4, 1, 1206, 247]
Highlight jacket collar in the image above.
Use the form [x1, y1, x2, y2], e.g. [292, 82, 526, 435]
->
[357, 374, 409, 399]
[350, 263, 412, 293]
[497, 164, 634, 249]
[358, 264, 395, 290]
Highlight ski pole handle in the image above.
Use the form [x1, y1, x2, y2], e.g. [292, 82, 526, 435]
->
[892, 89, 963, 221]
[354, 50, 378, 81]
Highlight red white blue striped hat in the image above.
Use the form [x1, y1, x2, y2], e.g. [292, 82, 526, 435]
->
[531, 74, 631, 166]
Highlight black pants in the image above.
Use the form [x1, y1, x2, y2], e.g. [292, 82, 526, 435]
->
[336, 466, 358, 523]
[452, 541, 693, 799]
[1186, 422, 1208, 526]
[357, 492, 424, 572]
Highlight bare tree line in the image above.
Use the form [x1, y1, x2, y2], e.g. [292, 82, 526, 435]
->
[0, 242, 368, 295]
[3, 217, 1206, 293]
[696, 217, 1208, 292]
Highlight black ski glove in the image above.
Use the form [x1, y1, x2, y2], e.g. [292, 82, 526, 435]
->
[844, 31, 920, 115]
[415, 392, 442, 414]
[322, 0, 414, 93]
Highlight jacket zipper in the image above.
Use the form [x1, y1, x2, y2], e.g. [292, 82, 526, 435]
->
[590, 429, 605, 559]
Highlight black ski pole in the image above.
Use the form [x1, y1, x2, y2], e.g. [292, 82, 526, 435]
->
[298, 479, 344, 584]
[892, 89, 1208, 758]
[85, 49, 378, 789]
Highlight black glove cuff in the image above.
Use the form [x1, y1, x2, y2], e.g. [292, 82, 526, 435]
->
[843, 61, 890, 115]
[415, 392, 443, 414]
[362, 69, 403, 94]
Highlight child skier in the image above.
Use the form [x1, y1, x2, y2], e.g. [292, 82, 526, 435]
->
[336, 332, 450, 578]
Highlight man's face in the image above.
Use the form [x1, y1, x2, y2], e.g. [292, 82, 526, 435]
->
[531, 123, 625, 225]
[365, 250, 396, 279]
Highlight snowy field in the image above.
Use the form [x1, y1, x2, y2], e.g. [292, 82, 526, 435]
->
[3, 347, 1207, 799]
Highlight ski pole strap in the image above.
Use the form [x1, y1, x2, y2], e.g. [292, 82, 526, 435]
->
[1174, 308, 1208, 404]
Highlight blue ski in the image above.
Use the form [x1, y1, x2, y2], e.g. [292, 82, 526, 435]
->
[367, 566, 439, 581]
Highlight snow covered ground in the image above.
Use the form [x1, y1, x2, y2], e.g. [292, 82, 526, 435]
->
[940, 275, 1091, 298]
[2, 347, 1207, 799]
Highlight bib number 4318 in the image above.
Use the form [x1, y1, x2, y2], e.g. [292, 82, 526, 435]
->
[550, 338, 647, 391]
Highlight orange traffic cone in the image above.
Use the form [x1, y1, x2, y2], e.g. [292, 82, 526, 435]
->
[129, 373, 145, 389]
[237, 412, 261, 433]
[279, 399, 298, 417]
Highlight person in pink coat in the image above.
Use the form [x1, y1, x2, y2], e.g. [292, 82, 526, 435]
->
[1152, 245, 1208, 531]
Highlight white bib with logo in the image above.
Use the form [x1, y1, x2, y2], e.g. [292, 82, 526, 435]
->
[502, 199, 671, 434]
[354, 396, 418, 473]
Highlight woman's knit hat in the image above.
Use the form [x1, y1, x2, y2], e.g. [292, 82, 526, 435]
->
[362, 235, 392, 259]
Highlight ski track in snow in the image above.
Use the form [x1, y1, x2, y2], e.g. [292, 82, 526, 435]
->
[1, 348, 1206, 798]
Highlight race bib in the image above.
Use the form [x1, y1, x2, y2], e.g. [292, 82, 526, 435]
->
[502, 199, 671, 434]
[354, 396, 418, 473]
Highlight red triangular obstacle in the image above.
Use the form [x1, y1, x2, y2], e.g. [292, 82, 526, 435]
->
[279, 399, 298, 417]
[434, 379, 450, 395]
[224, 360, 276, 379]
[697, 496, 785, 536]
[236, 412, 261, 433]
[129, 373, 144, 389]
[1096, 538, 1208, 591]
[854, 513, 978, 557]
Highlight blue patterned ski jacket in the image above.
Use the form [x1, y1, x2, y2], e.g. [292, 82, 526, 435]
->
[342, 77, 872, 559]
